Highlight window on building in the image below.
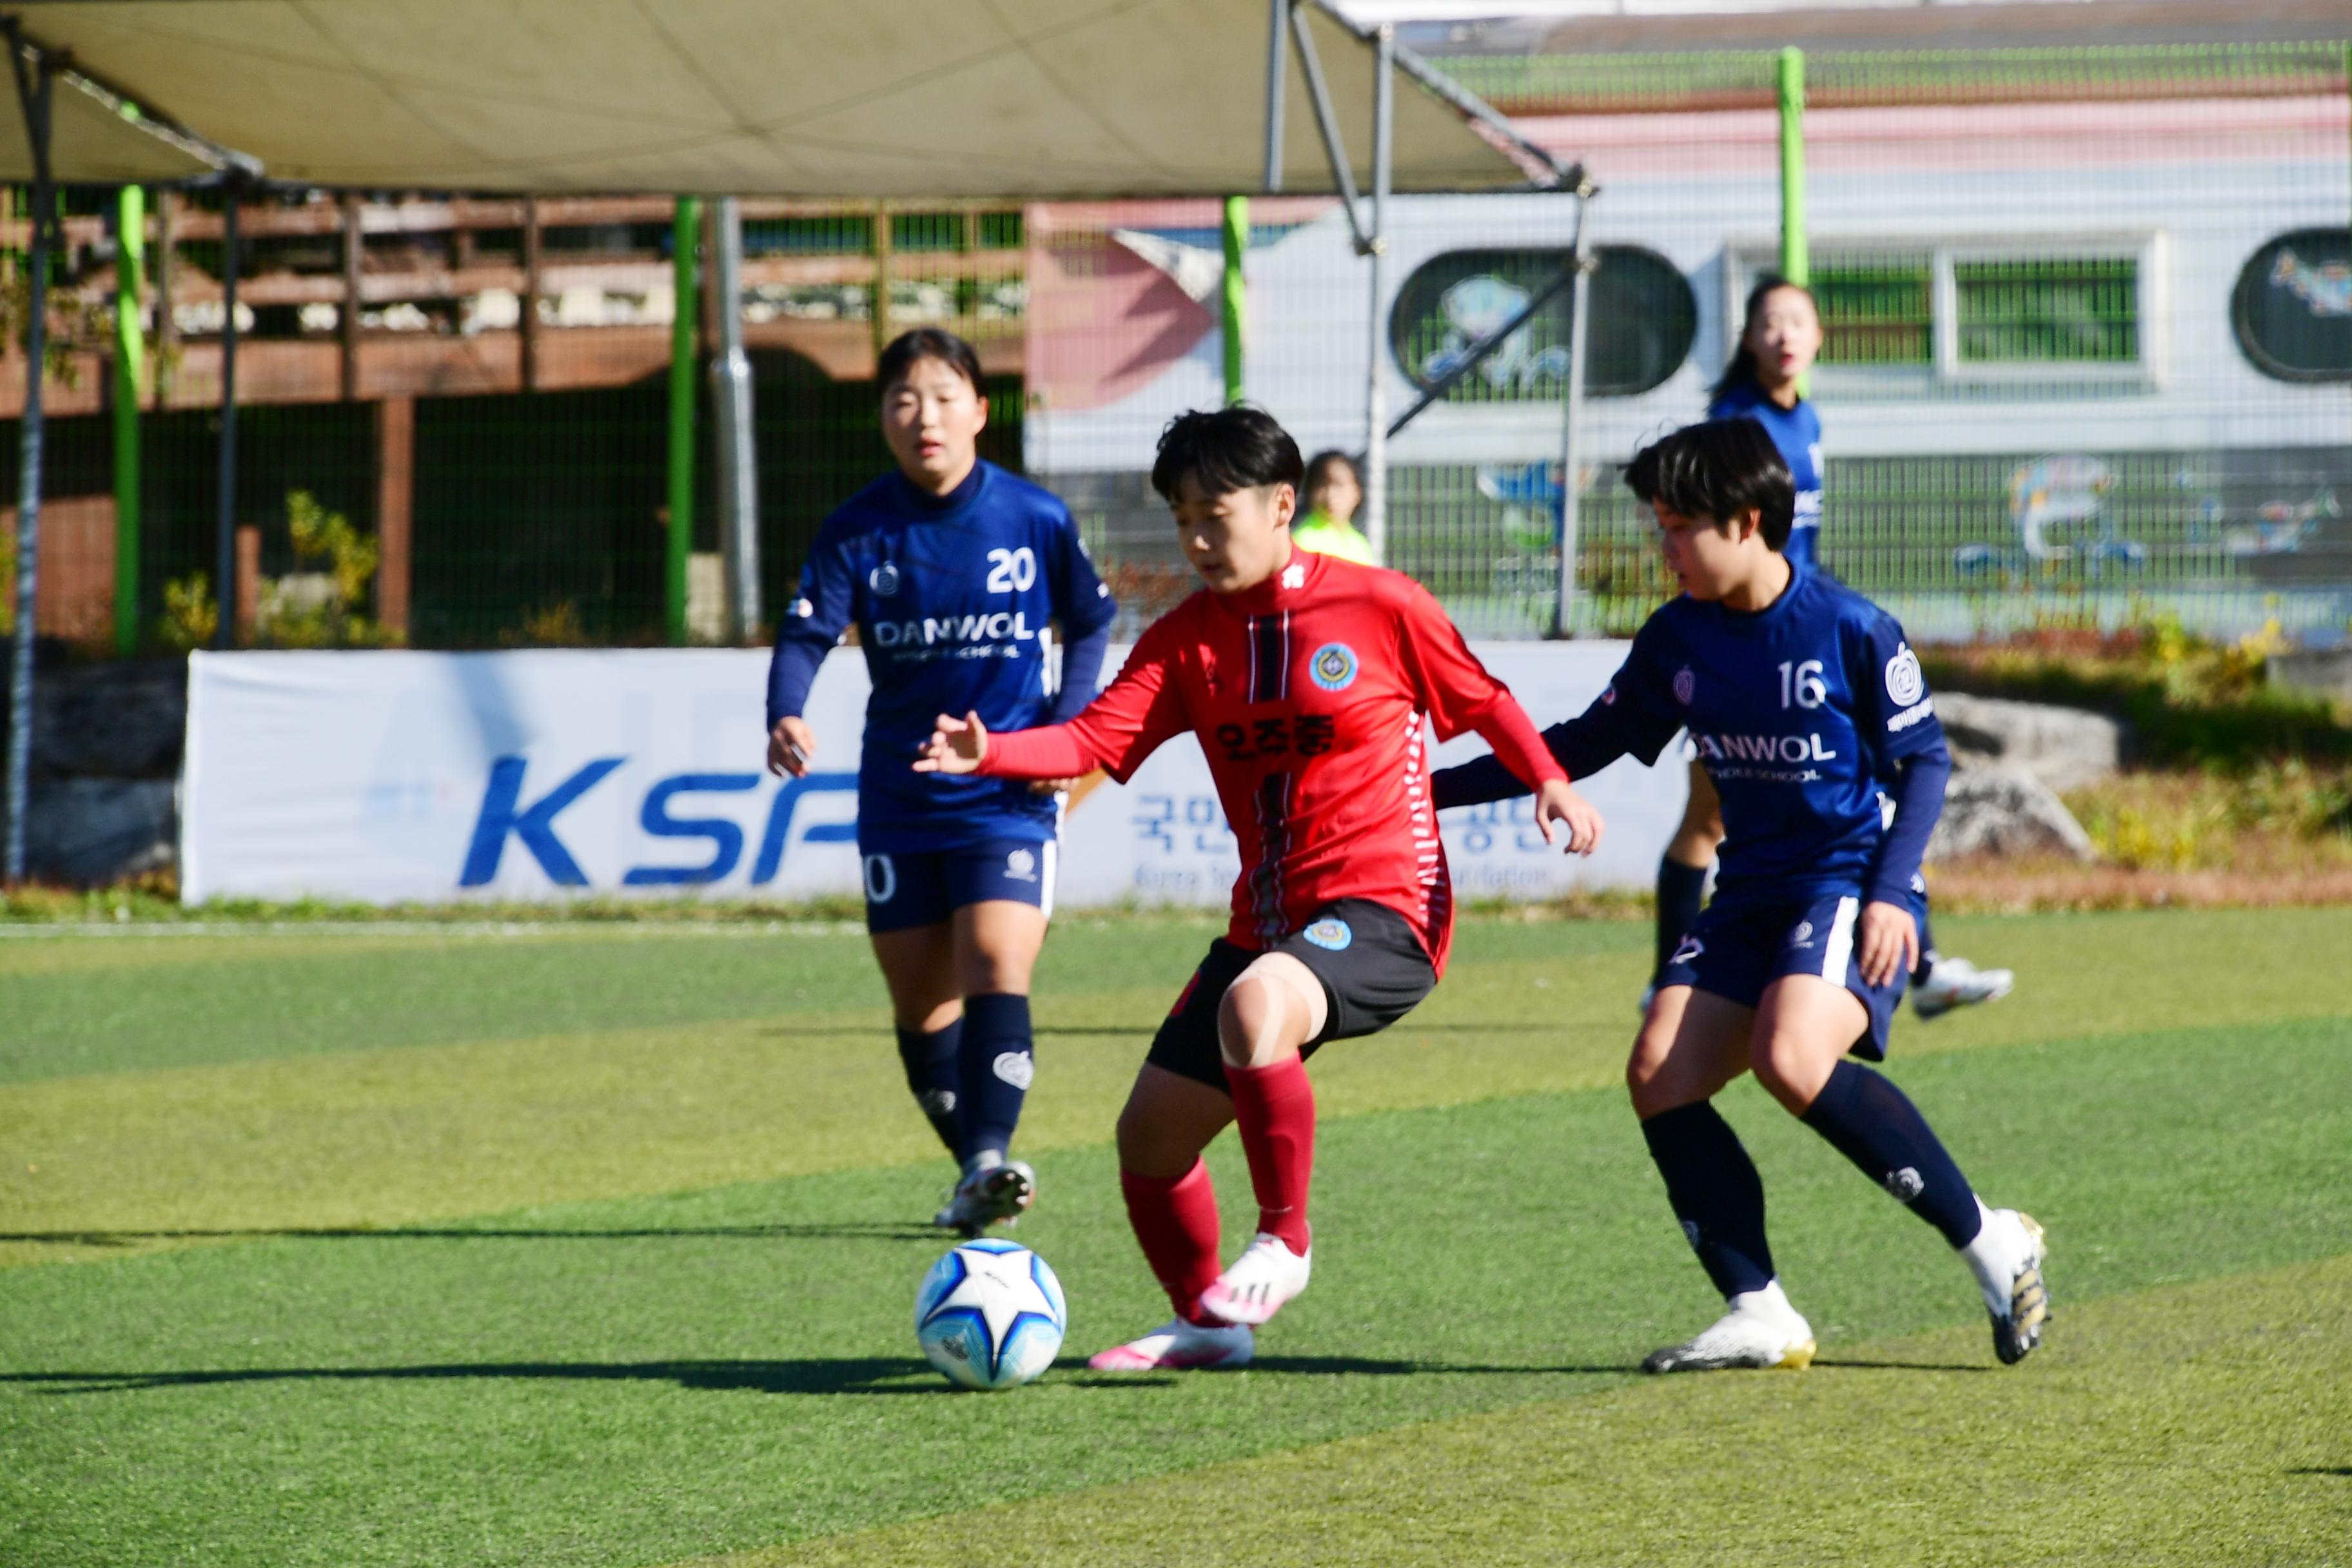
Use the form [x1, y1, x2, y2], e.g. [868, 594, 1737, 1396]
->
[2234, 228, 2351, 384]
[1737, 239, 2159, 387]
[1811, 257, 1934, 367]
[1389, 244, 1697, 401]
[1956, 257, 2139, 364]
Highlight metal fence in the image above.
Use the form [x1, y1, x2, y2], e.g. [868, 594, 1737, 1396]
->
[1, 40, 2346, 654]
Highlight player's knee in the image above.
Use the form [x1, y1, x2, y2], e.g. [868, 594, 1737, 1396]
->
[1747, 1032, 1818, 1112]
[1217, 965, 1314, 1067]
[1625, 1034, 1681, 1117]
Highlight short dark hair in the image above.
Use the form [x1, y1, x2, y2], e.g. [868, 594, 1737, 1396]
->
[1623, 418, 1795, 551]
[1150, 405, 1305, 501]
[1304, 449, 1360, 491]
[877, 327, 983, 395]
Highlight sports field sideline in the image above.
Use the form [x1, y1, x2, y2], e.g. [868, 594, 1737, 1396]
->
[4, 908, 2348, 1566]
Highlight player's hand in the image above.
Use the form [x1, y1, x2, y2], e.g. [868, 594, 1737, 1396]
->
[768, 716, 816, 778]
[1857, 899, 1919, 989]
[914, 710, 988, 775]
[1028, 776, 1083, 795]
[1533, 778, 1603, 856]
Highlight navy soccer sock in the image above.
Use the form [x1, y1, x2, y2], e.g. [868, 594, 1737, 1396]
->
[894, 1020, 963, 1156]
[957, 993, 1034, 1168]
[1913, 906, 1939, 986]
[1799, 1059, 1983, 1248]
[1640, 1101, 1776, 1298]
[1654, 856, 1709, 977]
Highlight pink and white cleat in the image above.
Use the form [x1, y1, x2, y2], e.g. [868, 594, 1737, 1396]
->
[1087, 1317, 1255, 1371]
[1197, 1232, 1311, 1327]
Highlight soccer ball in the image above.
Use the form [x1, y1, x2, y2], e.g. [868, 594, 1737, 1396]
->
[914, 1239, 1067, 1391]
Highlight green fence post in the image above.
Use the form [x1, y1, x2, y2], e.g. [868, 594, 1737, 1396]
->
[667, 196, 700, 647]
[1777, 46, 1807, 286]
[112, 184, 144, 657]
[1221, 195, 1247, 405]
[1777, 46, 1808, 399]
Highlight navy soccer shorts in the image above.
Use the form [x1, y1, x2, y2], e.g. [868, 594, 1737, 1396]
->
[861, 839, 1057, 934]
[1657, 890, 1918, 1061]
[1145, 897, 1438, 1092]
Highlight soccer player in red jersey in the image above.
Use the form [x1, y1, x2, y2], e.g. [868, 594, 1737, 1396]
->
[917, 407, 1602, 1370]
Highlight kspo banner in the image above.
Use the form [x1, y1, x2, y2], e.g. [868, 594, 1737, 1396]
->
[180, 645, 1685, 906]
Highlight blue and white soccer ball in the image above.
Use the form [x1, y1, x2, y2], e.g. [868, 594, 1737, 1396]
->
[914, 1239, 1068, 1391]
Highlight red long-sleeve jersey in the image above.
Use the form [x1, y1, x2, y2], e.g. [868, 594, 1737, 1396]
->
[975, 551, 1565, 975]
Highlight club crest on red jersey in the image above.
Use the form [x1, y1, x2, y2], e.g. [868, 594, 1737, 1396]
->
[1309, 643, 1359, 692]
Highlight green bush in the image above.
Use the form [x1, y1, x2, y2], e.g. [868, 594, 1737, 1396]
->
[1923, 614, 2352, 771]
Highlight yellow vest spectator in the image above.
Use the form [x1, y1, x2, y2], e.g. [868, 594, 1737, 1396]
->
[1296, 449, 1376, 565]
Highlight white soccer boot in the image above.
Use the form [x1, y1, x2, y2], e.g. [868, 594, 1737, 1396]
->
[1087, 1317, 1256, 1372]
[1197, 1232, 1313, 1327]
[1961, 1205, 2050, 1365]
[1912, 955, 2015, 1020]
[930, 1157, 1036, 1237]
[1642, 1280, 1817, 1373]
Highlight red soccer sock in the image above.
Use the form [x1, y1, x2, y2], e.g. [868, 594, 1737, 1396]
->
[1120, 1159, 1224, 1326]
[1224, 1055, 1317, 1256]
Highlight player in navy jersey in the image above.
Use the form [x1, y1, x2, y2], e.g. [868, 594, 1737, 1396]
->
[1655, 277, 2012, 1022]
[1434, 420, 2048, 1371]
[765, 328, 1118, 1234]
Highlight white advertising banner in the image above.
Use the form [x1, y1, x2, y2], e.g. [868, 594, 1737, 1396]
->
[182, 643, 1684, 908]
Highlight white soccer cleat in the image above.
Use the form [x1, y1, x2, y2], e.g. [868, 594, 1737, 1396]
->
[1642, 1283, 1817, 1374]
[1912, 956, 2015, 1020]
[1973, 1208, 2050, 1365]
[1086, 1317, 1255, 1372]
[931, 1159, 1036, 1237]
[1197, 1232, 1312, 1327]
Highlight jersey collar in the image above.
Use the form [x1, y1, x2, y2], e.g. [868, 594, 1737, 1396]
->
[894, 460, 988, 516]
[1214, 544, 1326, 617]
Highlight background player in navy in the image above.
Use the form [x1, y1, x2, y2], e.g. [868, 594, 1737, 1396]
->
[765, 328, 1117, 1233]
[1655, 277, 2012, 1022]
[1435, 420, 2049, 1372]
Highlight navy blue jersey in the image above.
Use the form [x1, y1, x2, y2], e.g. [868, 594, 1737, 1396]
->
[1710, 380, 1823, 570]
[772, 460, 1115, 854]
[1549, 565, 1945, 909]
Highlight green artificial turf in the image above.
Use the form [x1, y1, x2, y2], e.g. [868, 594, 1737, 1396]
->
[1, 912, 2347, 1567]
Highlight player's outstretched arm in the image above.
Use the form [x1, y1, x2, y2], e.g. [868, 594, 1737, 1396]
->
[914, 711, 989, 774]
[1531, 776, 1604, 856]
[916, 710, 1100, 781]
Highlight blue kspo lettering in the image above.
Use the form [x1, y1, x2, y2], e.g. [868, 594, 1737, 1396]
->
[623, 773, 761, 885]
[461, 756, 625, 886]
[461, 758, 861, 889]
[747, 773, 858, 883]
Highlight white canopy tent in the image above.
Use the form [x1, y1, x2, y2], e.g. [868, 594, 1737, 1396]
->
[0, 0, 1553, 195]
[0, 1, 1589, 883]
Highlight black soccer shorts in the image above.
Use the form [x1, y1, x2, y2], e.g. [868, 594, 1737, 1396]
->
[1144, 897, 1438, 1091]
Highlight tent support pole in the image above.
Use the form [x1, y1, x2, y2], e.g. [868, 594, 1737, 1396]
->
[114, 185, 144, 657]
[1262, 0, 1287, 192]
[707, 196, 759, 643]
[1288, 3, 1368, 252]
[4, 28, 50, 885]
[1362, 22, 1392, 565]
[1222, 195, 1247, 406]
[1554, 187, 1594, 640]
[213, 180, 240, 650]
[667, 197, 699, 646]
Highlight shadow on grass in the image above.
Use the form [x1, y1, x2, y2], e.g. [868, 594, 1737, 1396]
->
[0, 1222, 940, 1249]
[6, 1355, 1631, 1398]
[2289, 1466, 2352, 1477]
[1811, 1358, 1996, 1375]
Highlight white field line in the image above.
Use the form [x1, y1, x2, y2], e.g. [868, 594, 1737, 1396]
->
[0, 920, 869, 941]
